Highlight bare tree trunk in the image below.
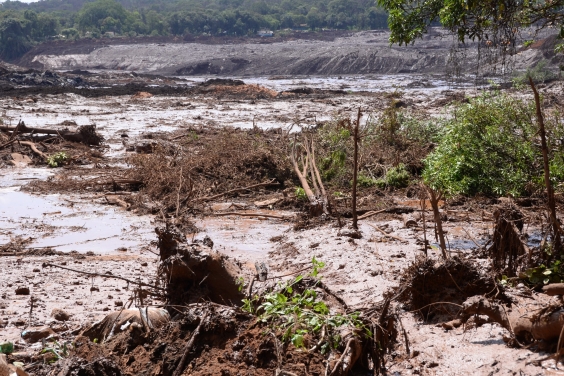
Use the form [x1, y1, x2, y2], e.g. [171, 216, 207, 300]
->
[426, 185, 448, 259]
[529, 77, 562, 256]
[352, 108, 361, 230]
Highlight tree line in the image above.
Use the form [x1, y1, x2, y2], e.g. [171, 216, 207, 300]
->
[0, 0, 388, 61]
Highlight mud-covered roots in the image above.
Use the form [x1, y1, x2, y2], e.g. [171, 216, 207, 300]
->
[488, 204, 529, 276]
[155, 226, 246, 306]
[398, 256, 496, 320]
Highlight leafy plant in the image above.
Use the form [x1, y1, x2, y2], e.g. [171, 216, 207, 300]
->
[41, 340, 72, 362]
[376, 163, 410, 189]
[423, 93, 543, 197]
[523, 260, 564, 285]
[47, 152, 68, 168]
[295, 187, 307, 201]
[243, 258, 369, 351]
[513, 60, 557, 85]
[0, 342, 13, 354]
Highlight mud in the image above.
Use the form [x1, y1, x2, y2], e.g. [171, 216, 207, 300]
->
[2, 60, 564, 376]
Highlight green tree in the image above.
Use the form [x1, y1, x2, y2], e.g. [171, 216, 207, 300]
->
[77, 0, 128, 33]
[377, 0, 564, 45]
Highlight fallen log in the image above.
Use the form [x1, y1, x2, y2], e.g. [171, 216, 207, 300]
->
[213, 211, 292, 220]
[0, 122, 103, 145]
[445, 295, 564, 342]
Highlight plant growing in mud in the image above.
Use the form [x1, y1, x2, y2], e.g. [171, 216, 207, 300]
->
[423, 92, 546, 197]
[46, 152, 69, 168]
[243, 258, 370, 351]
[41, 340, 73, 362]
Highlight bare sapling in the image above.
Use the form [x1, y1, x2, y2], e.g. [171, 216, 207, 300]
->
[425, 185, 448, 259]
[419, 183, 429, 257]
[352, 108, 361, 229]
[291, 134, 329, 216]
[529, 77, 562, 257]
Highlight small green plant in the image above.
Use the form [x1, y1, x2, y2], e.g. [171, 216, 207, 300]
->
[357, 173, 378, 188]
[523, 260, 564, 285]
[523, 40, 534, 48]
[0, 342, 13, 354]
[243, 258, 370, 351]
[295, 187, 307, 201]
[41, 340, 72, 362]
[47, 152, 69, 168]
[376, 163, 410, 189]
[236, 276, 245, 292]
[513, 59, 557, 85]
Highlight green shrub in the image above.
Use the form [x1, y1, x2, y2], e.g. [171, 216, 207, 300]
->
[423, 93, 540, 197]
[513, 59, 557, 86]
[47, 152, 68, 168]
[375, 163, 410, 189]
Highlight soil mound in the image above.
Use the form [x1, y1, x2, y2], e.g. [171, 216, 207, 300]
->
[398, 256, 496, 321]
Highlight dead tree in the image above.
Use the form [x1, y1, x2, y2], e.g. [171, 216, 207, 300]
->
[425, 185, 448, 259]
[529, 77, 562, 258]
[291, 135, 329, 216]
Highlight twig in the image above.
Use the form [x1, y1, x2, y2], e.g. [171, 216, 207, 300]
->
[213, 212, 292, 220]
[368, 223, 407, 243]
[42, 263, 166, 292]
[357, 208, 389, 220]
[173, 311, 209, 376]
[329, 338, 354, 376]
[194, 179, 279, 203]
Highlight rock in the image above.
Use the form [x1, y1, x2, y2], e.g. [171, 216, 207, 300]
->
[82, 308, 170, 341]
[51, 308, 71, 322]
[254, 195, 283, 208]
[14, 287, 29, 296]
[202, 235, 214, 249]
[9, 153, 32, 168]
[131, 91, 153, 99]
[114, 300, 123, 307]
[21, 327, 56, 343]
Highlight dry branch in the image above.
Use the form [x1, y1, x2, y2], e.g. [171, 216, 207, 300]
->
[42, 262, 166, 292]
[194, 179, 279, 203]
[213, 212, 292, 220]
[172, 311, 209, 376]
[18, 141, 47, 160]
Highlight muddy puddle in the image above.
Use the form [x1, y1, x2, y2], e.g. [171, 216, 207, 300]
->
[0, 186, 155, 254]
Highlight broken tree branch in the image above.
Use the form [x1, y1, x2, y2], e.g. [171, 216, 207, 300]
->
[194, 179, 279, 203]
[42, 262, 166, 292]
[172, 311, 209, 376]
[18, 141, 48, 160]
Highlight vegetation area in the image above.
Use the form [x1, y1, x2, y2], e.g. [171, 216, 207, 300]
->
[0, 0, 388, 60]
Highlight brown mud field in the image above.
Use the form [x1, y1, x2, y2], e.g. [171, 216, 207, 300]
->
[2, 56, 564, 376]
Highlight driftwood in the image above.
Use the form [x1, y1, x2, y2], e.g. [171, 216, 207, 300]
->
[0, 122, 103, 145]
[42, 262, 166, 292]
[445, 295, 564, 343]
[18, 141, 47, 160]
[543, 284, 564, 296]
[213, 211, 292, 220]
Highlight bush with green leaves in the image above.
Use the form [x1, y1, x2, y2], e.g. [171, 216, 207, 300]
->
[422, 93, 551, 197]
[513, 60, 557, 86]
[375, 163, 410, 189]
[47, 152, 68, 168]
[242, 258, 369, 351]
